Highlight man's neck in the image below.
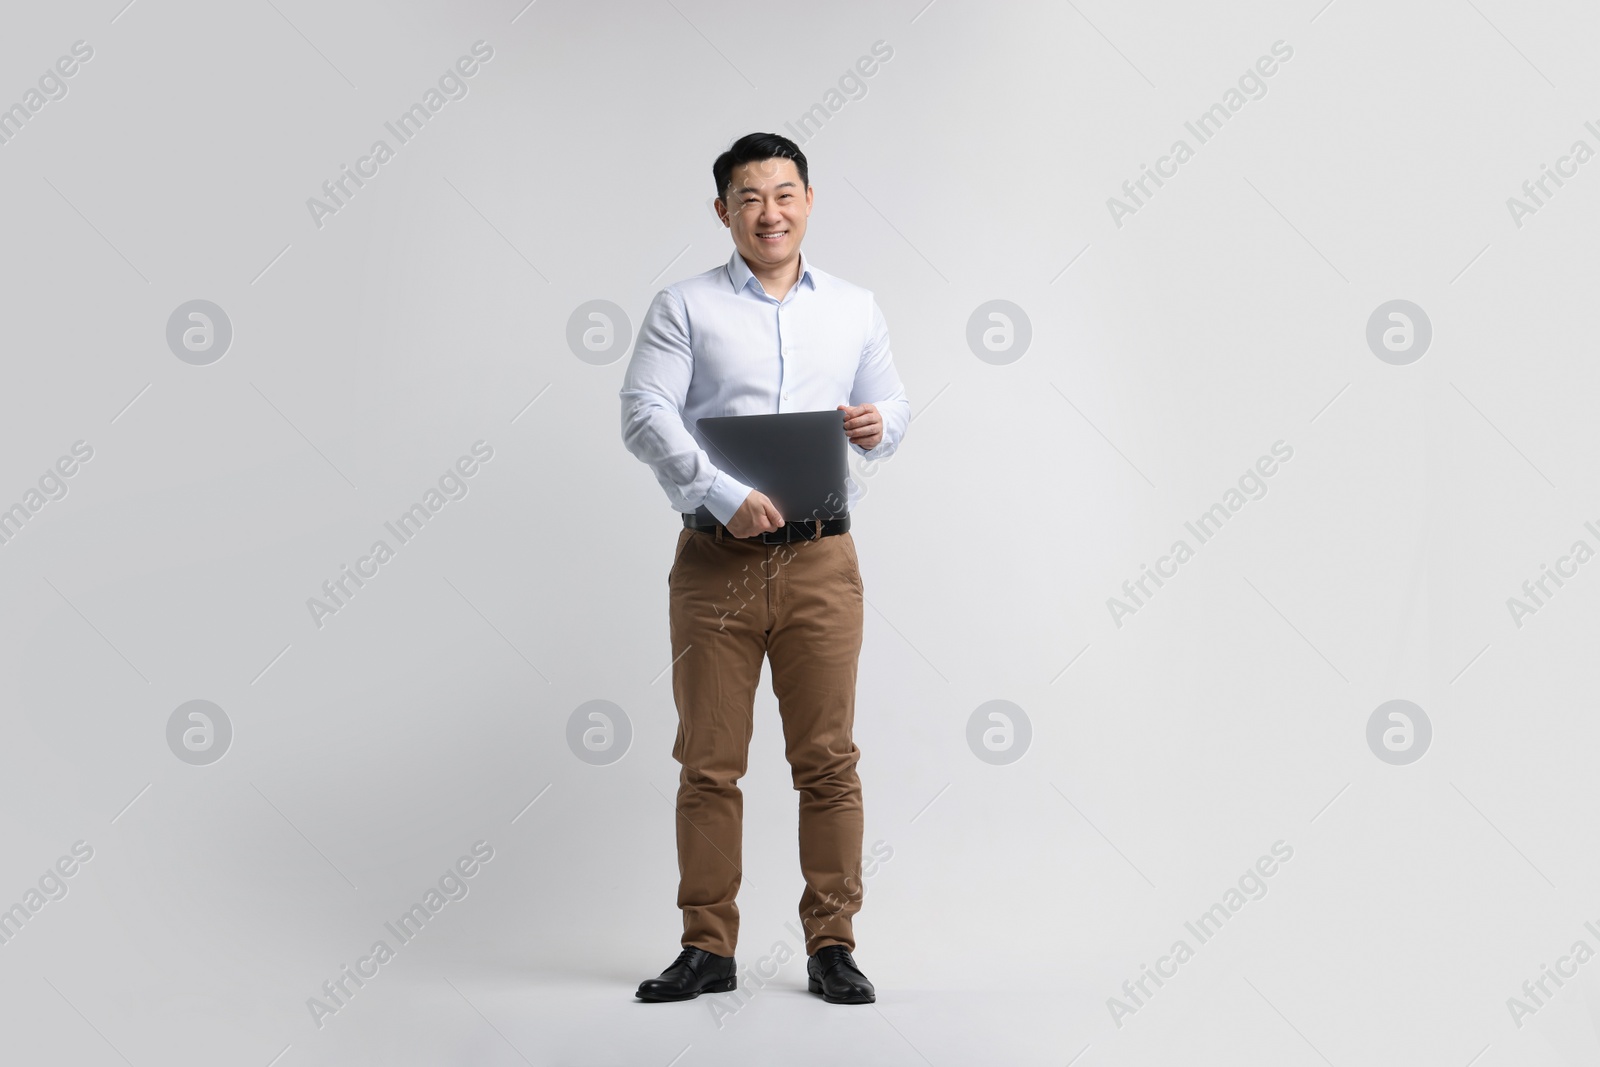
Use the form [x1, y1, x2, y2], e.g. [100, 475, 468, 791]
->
[744, 252, 801, 299]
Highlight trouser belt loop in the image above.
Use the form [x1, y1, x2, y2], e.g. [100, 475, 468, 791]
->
[814, 517, 821, 540]
[715, 523, 724, 543]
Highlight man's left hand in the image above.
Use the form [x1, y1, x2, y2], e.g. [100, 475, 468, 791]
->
[838, 403, 882, 451]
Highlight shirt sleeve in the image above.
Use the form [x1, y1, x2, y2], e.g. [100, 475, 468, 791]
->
[619, 287, 752, 525]
[849, 294, 910, 461]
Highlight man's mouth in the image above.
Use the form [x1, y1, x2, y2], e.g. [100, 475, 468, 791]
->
[757, 230, 787, 243]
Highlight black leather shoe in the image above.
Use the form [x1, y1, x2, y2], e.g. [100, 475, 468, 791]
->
[807, 945, 875, 1004]
[635, 946, 738, 1002]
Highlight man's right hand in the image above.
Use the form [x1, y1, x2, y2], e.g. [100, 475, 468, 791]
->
[725, 490, 784, 538]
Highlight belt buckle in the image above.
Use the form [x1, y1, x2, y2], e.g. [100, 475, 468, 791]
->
[759, 524, 791, 545]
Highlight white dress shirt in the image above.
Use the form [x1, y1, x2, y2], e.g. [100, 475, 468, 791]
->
[620, 249, 910, 525]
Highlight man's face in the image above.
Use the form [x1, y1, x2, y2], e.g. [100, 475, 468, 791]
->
[716, 157, 812, 270]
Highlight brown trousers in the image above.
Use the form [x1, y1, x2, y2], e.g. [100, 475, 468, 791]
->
[666, 523, 866, 958]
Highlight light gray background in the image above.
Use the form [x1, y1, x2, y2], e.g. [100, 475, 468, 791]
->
[2, 0, 1596, 1064]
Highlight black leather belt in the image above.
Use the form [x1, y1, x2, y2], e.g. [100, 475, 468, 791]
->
[683, 510, 849, 544]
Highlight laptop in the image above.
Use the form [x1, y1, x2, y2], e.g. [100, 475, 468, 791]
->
[692, 410, 849, 525]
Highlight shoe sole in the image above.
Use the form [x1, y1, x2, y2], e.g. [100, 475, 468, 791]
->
[636, 976, 737, 1002]
[808, 976, 875, 1004]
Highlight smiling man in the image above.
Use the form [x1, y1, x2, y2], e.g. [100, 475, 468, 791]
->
[621, 132, 909, 1005]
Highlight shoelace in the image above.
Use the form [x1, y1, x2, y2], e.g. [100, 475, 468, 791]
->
[670, 946, 704, 971]
[815, 946, 857, 973]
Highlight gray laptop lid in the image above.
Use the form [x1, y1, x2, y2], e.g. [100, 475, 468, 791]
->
[692, 410, 848, 524]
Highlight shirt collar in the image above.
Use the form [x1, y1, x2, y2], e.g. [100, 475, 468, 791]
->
[726, 248, 816, 297]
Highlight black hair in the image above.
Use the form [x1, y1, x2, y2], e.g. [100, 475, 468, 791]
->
[712, 132, 809, 204]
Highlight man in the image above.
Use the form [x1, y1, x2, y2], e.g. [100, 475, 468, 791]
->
[620, 132, 909, 1005]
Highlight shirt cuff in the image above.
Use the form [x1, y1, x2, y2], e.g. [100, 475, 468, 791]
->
[702, 471, 752, 526]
